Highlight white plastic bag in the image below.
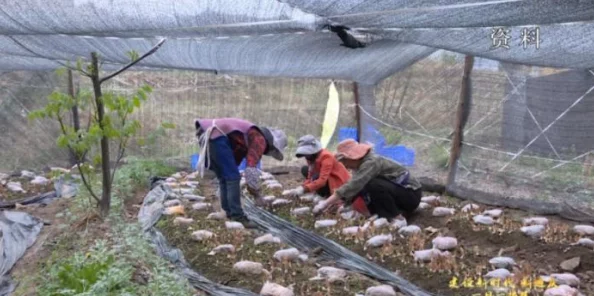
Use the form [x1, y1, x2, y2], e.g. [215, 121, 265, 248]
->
[483, 209, 503, 218]
[309, 266, 347, 282]
[314, 219, 337, 229]
[488, 257, 516, 269]
[573, 237, 594, 247]
[254, 234, 282, 246]
[312, 201, 327, 214]
[163, 199, 181, 207]
[550, 273, 580, 287]
[365, 234, 393, 248]
[273, 248, 300, 262]
[175, 188, 195, 195]
[233, 261, 268, 275]
[225, 221, 245, 230]
[263, 195, 276, 202]
[461, 203, 480, 213]
[192, 202, 211, 211]
[208, 244, 235, 255]
[398, 225, 421, 236]
[300, 194, 316, 203]
[272, 198, 292, 206]
[573, 225, 594, 235]
[298, 253, 308, 262]
[291, 207, 310, 216]
[31, 176, 50, 186]
[543, 284, 579, 296]
[21, 170, 35, 179]
[183, 194, 206, 201]
[523, 217, 549, 226]
[521, 225, 545, 237]
[313, 195, 325, 204]
[207, 211, 226, 220]
[340, 210, 359, 220]
[7, 182, 25, 193]
[413, 249, 444, 262]
[365, 285, 397, 296]
[432, 207, 455, 217]
[372, 218, 389, 229]
[417, 202, 430, 210]
[485, 268, 511, 280]
[173, 217, 194, 225]
[266, 182, 283, 190]
[473, 214, 494, 225]
[260, 172, 275, 180]
[191, 230, 214, 241]
[390, 218, 408, 230]
[342, 226, 362, 236]
[421, 195, 440, 205]
[260, 282, 294, 296]
[432, 236, 458, 250]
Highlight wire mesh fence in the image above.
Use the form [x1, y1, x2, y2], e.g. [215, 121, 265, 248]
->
[0, 50, 592, 209]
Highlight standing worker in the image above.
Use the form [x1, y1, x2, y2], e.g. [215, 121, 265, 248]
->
[195, 118, 287, 228]
[283, 135, 369, 216]
[314, 139, 421, 221]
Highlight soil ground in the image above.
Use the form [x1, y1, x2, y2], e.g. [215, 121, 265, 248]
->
[158, 170, 594, 296]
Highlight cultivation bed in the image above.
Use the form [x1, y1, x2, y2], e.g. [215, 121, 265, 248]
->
[0, 176, 54, 202]
[158, 170, 594, 296]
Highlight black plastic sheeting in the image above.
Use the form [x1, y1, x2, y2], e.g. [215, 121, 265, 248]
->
[0, 211, 44, 296]
[139, 180, 259, 296]
[0, 176, 77, 296]
[243, 198, 436, 296]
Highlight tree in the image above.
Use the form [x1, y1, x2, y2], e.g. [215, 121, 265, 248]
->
[30, 40, 167, 216]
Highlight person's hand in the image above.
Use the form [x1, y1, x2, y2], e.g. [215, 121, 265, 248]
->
[282, 186, 304, 198]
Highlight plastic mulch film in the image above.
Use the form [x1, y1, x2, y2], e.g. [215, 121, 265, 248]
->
[138, 181, 259, 296]
[243, 198, 435, 296]
[0, 211, 44, 296]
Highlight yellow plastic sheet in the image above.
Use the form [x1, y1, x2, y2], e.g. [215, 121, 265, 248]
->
[320, 81, 340, 148]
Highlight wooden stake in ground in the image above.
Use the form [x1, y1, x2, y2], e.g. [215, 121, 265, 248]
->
[353, 82, 362, 142]
[447, 55, 474, 187]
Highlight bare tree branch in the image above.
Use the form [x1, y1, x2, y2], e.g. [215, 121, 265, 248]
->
[56, 115, 100, 203]
[100, 39, 166, 84]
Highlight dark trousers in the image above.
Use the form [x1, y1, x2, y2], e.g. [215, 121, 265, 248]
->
[363, 177, 422, 219]
[208, 136, 244, 219]
[301, 165, 331, 197]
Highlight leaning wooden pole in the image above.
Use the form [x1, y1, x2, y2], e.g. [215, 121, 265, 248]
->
[353, 82, 362, 142]
[447, 55, 474, 187]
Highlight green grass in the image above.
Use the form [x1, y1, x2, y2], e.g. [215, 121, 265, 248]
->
[17, 159, 195, 296]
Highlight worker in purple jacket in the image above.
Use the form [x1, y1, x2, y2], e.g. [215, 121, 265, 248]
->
[194, 118, 287, 228]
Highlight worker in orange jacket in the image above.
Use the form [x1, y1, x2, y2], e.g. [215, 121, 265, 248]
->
[283, 135, 369, 216]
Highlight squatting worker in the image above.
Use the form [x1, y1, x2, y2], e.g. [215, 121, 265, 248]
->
[315, 139, 422, 221]
[282, 135, 369, 216]
[195, 118, 287, 229]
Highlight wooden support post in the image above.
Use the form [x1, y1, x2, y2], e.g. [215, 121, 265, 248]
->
[447, 55, 474, 187]
[353, 82, 362, 142]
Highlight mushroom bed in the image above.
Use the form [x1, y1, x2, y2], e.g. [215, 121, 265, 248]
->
[157, 170, 594, 296]
[0, 170, 55, 201]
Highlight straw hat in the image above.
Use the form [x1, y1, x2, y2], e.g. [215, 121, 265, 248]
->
[335, 139, 371, 161]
